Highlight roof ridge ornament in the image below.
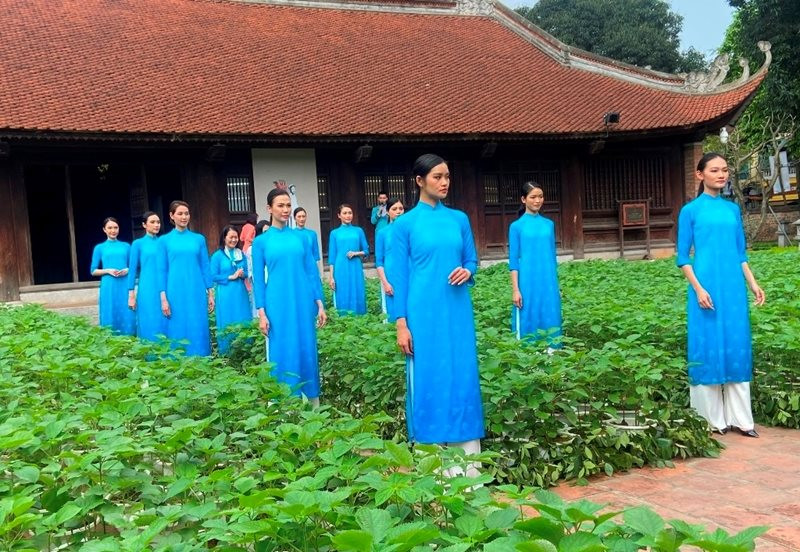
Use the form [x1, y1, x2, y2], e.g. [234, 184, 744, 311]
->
[682, 41, 771, 93]
[456, 0, 493, 16]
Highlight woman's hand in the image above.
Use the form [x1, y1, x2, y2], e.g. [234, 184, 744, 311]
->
[382, 282, 394, 296]
[259, 314, 270, 336]
[448, 267, 471, 286]
[396, 319, 413, 355]
[512, 290, 522, 309]
[207, 292, 215, 313]
[317, 304, 328, 328]
[329, 277, 336, 291]
[695, 287, 714, 310]
[118, 268, 129, 277]
[128, 291, 136, 310]
[750, 282, 766, 306]
[161, 297, 171, 318]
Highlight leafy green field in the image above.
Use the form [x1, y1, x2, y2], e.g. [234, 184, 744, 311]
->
[3, 249, 797, 549]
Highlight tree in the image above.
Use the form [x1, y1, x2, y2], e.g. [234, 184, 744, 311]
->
[516, 0, 706, 74]
[720, 0, 800, 155]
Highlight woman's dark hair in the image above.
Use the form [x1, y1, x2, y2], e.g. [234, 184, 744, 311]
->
[412, 153, 447, 181]
[255, 220, 270, 234]
[378, 190, 388, 197]
[102, 217, 119, 228]
[169, 200, 189, 214]
[338, 203, 353, 214]
[245, 212, 258, 225]
[520, 181, 543, 197]
[386, 197, 404, 212]
[218, 225, 239, 250]
[140, 211, 159, 225]
[267, 188, 290, 207]
[696, 152, 726, 195]
[294, 207, 307, 217]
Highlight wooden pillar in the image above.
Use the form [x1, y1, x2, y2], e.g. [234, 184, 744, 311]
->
[0, 159, 33, 301]
[453, 158, 484, 255]
[682, 142, 703, 202]
[182, 160, 228, 253]
[561, 153, 585, 259]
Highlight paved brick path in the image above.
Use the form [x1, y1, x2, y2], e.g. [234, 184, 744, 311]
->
[552, 426, 800, 550]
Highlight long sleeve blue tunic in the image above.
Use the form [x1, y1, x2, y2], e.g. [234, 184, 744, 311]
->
[91, 240, 135, 336]
[676, 193, 752, 385]
[159, 228, 213, 356]
[252, 226, 324, 398]
[295, 228, 321, 262]
[328, 224, 369, 315]
[210, 247, 252, 355]
[390, 201, 485, 444]
[508, 213, 562, 346]
[371, 205, 389, 234]
[127, 234, 167, 341]
[375, 223, 400, 322]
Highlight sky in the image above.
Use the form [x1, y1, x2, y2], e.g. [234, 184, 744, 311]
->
[505, 0, 735, 57]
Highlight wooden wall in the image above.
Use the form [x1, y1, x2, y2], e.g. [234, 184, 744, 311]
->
[0, 159, 32, 301]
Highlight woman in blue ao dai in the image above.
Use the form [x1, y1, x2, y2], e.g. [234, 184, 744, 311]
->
[508, 182, 562, 349]
[375, 197, 405, 322]
[91, 217, 135, 335]
[294, 207, 322, 271]
[252, 189, 327, 405]
[392, 154, 484, 476]
[328, 204, 369, 315]
[210, 226, 252, 355]
[127, 211, 167, 341]
[677, 153, 765, 438]
[158, 201, 214, 357]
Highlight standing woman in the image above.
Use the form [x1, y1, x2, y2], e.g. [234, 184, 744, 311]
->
[91, 217, 135, 335]
[391, 154, 484, 469]
[375, 197, 405, 322]
[210, 226, 251, 355]
[294, 207, 321, 268]
[127, 211, 166, 340]
[677, 152, 765, 437]
[252, 189, 327, 404]
[159, 200, 214, 356]
[328, 204, 369, 314]
[508, 182, 562, 349]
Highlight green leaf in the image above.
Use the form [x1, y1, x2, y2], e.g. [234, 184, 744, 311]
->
[356, 508, 394, 543]
[13, 466, 39, 484]
[332, 529, 374, 552]
[515, 517, 564, 544]
[45, 502, 82, 528]
[729, 526, 769, 546]
[557, 531, 603, 552]
[517, 540, 558, 552]
[455, 514, 483, 537]
[623, 506, 664, 536]
[163, 477, 194, 501]
[234, 476, 257, 494]
[485, 507, 519, 530]
[385, 440, 414, 468]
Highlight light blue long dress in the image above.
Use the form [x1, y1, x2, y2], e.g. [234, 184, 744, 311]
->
[371, 205, 389, 234]
[390, 201, 485, 444]
[210, 247, 252, 354]
[127, 234, 167, 341]
[252, 226, 324, 398]
[295, 227, 321, 263]
[159, 228, 213, 356]
[508, 213, 562, 346]
[676, 193, 752, 385]
[328, 224, 369, 315]
[91, 240, 135, 335]
[375, 223, 399, 322]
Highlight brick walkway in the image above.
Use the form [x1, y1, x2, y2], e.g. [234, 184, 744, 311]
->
[552, 426, 800, 550]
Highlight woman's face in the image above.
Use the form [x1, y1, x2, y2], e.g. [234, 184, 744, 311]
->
[338, 207, 354, 224]
[416, 162, 450, 201]
[269, 194, 292, 225]
[143, 215, 161, 235]
[388, 202, 405, 221]
[224, 229, 239, 249]
[522, 187, 545, 213]
[103, 220, 119, 240]
[295, 210, 307, 228]
[697, 157, 729, 192]
[171, 205, 190, 229]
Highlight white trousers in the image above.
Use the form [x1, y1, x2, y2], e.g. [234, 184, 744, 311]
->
[443, 439, 481, 478]
[689, 382, 754, 432]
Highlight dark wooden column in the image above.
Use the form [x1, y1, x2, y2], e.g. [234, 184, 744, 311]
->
[0, 159, 33, 301]
[560, 153, 585, 259]
[452, 158, 484, 255]
[182, 160, 229, 253]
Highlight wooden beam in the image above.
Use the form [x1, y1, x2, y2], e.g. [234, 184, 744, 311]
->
[64, 165, 79, 282]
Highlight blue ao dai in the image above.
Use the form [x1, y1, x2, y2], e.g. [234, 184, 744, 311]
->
[390, 201, 485, 444]
[508, 213, 562, 346]
[91, 240, 135, 335]
[375, 223, 400, 322]
[295, 227, 321, 262]
[210, 247, 252, 354]
[676, 193, 752, 385]
[328, 224, 369, 315]
[127, 234, 167, 341]
[252, 226, 324, 398]
[159, 228, 213, 356]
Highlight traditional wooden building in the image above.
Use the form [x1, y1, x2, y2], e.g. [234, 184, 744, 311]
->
[0, 0, 770, 301]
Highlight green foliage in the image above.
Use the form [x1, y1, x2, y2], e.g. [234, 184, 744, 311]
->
[516, 0, 706, 73]
[0, 304, 767, 550]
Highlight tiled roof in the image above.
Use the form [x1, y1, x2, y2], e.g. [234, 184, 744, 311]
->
[0, 0, 765, 139]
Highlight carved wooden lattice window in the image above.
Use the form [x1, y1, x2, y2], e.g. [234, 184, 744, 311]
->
[317, 175, 330, 213]
[583, 157, 666, 211]
[226, 176, 253, 214]
[482, 163, 561, 207]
